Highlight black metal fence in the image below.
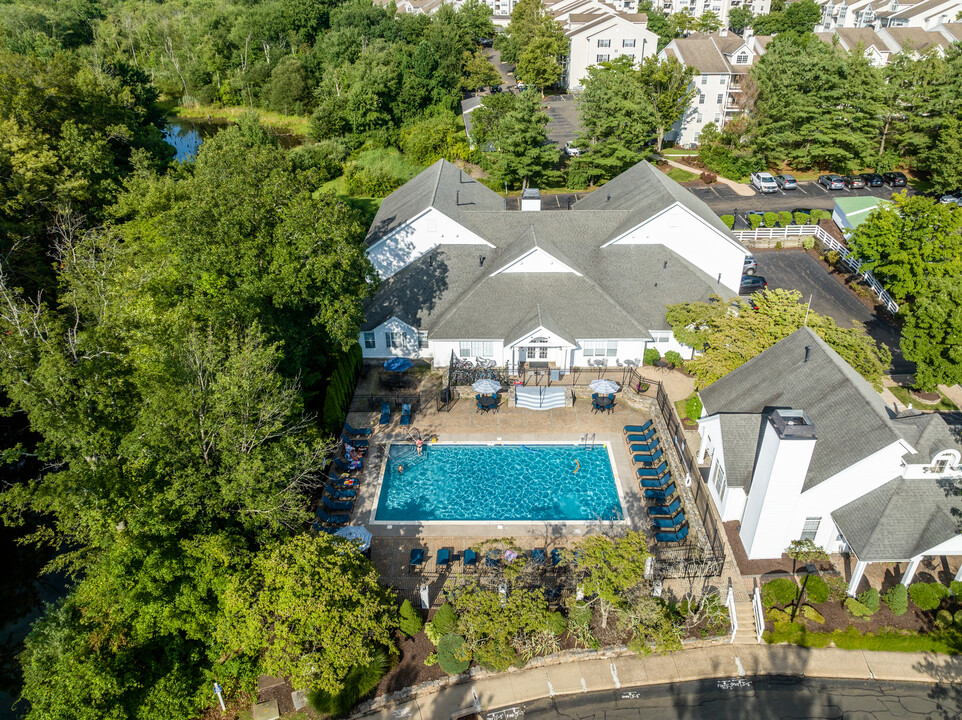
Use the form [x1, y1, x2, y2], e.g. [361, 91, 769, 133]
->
[351, 392, 429, 413]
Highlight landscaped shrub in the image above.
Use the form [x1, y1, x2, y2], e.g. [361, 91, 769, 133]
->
[547, 611, 567, 636]
[909, 582, 948, 611]
[793, 211, 810, 225]
[802, 237, 815, 250]
[762, 578, 799, 608]
[432, 602, 458, 635]
[811, 209, 829, 221]
[473, 637, 517, 671]
[343, 148, 422, 197]
[399, 599, 423, 637]
[954, 609, 962, 629]
[664, 350, 683, 368]
[721, 214, 735, 229]
[778, 211, 792, 227]
[936, 609, 954, 629]
[883, 584, 908, 616]
[437, 634, 471, 675]
[825, 575, 849, 602]
[308, 647, 390, 716]
[685, 394, 703, 420]
[700, 171, 717, 184]
[749, 213, 763, 230]
[805, 575, 830, 604]
[643, 348, 661, 366]
[800, 604, 825, 624]
[322, 343, 363, 434]
[857, 587, 880, 613]
[844, 597, 874, 618]
[951, 580, 962, 597]
[763, 211, 777, 228]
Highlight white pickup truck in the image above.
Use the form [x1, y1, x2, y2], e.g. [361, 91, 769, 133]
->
[750, 172, 778, 194]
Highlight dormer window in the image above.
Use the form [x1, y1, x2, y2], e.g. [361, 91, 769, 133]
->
[736, 53, 748, 64]
[929, 449, 962, 475]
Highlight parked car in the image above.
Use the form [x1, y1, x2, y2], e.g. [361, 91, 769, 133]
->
[490, 85, 503, 93]
[817, 174, 845, 190]
[479, 37, 494, 47]
[860, 173, 884, 187]
[750, 172, 778, 193]
[843, 175, 866, 189]
[939, 192, 962, 205]
[743, 255, 758, 276]
[739, 275, 768, 294]
[746, 211, 767, 227]
[516, 81, 528, 91]
[563, 142, 580, 157]
[883, 171, 907, 187]
[774, 174, 797, 190]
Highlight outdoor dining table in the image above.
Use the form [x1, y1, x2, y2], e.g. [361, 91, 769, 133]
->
[594, 396, 614, 412]
[478, 396, 499, 411]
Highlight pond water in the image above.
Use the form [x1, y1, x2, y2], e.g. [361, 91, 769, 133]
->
[163, 116, 304, 161]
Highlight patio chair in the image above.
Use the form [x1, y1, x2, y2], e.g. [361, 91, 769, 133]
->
[651, 510, 686, 531]
[633, 448, 664, 465]
[315, 507, 349, 526]
[643, 483, 676, 501]
[322, 494, 354, 512]
[324, 483, 357, 500]
[343, 422, 372, 437]
[551, 548, 563, 567]
[628, 442, 660, 456]
[333, 456, 362, 473]
[623, 420, 653, 434]
[625, 429, 657, 444]
[400, 403, 412, 426]
[379, 402, 391, 425]
[409, 548, 425, 573]
[463, 548, 478, 569]
[312, 521, 339, 534]
[437, 548, 451, 569]
[655, 524, 689, 544]
[637, 461, 669, 478]
[640, 473, 672, 489]
[328, 472, 356, 488]
[342, 433, 369, 450]
[647, 497, 682, 517]
[532, 548, 547, 567]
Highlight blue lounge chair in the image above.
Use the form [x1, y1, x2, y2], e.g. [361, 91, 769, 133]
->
[648, 497, 682, 517]
[379, 402, 391, 425]
[640, 473, 672, 489]
[637, 461, 669, 478]
[344, 422, 372, 437]
[325, 484, 357, 500]
[633, 449, 664, 465]
[644, 483, 676, 501]
[333, 456, 361, 473]
[629, 444, 660, 456]
[651, 511, 686, 530]
[328, 472, 355, 487]
[437, 548, 451, 567]
[655, 524, 689, 543]
[627, 434, 659, 447]
[400, 403, 412, 426]
[532, 548, 547, 566]
[342, 433, 369, 449]
[315, 508, 349, 525]
[409, 548, 425, 572]
[624, 420, 653, 434]
[551, 548, 563, 567]
[323, 494, 354, 512]
[312, 521, 339, 534]
[626, 429, 657, 443]
[463, 548, 478, 568]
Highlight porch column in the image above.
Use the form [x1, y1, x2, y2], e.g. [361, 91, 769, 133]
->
[901, 555, 923, 587]
[955, 564, 962, 584]
[697, 436, 709, 464]
[847, 560, 869, 596]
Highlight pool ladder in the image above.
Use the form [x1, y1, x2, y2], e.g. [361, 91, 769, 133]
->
[581, 433, 596, 450]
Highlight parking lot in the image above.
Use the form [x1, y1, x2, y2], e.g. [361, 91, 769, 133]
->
[543, 94, 580, 148]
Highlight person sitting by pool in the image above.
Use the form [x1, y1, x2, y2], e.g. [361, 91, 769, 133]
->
[416, 437, 423, 455]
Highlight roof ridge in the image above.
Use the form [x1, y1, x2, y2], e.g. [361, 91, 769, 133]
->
[430, 159, 446, 209]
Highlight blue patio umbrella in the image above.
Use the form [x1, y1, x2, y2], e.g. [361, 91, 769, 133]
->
[383, 357, 414, 372]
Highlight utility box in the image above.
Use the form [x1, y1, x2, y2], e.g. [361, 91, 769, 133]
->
[521, 187, 541, 211]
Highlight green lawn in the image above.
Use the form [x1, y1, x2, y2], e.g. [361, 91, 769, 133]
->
[661, 148, 698, 156]
[169, 103, 311, 136]
[765, 622, 961, 654]
[666, 167, 698, 183]
[320, 176, 383, 227]
[887, 385, 959, 413]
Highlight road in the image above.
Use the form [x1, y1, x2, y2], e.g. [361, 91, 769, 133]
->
[484, 676, 960, 719]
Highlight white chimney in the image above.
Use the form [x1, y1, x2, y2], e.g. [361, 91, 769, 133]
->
[739, 409, 818, 559]
[719, 28, 728, 37]
[521, 188, 542, 211]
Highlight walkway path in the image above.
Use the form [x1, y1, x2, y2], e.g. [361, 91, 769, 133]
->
[358, 645, 962, 720]
[938, 383, 962, 411]
[657, 157, 755, 198]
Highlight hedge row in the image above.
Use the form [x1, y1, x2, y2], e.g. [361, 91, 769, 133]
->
[322, 343, 363, 434]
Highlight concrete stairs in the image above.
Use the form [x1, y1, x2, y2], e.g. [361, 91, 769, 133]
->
[731, 600, 760, 645]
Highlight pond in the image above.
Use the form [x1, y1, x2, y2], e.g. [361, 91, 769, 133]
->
[163, 116, 304, 161]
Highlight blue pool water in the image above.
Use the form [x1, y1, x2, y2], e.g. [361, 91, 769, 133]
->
[375, 443, 622, 522]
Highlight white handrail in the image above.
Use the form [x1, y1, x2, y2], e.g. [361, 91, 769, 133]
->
[726, 584, 737, 644]
[752, 586, 765, 644]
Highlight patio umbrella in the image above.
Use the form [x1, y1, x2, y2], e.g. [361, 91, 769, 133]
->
[334, 525, 372, 553]
[383, 357, 414, 372]
[472, 378, 502, 394]
[589, 379, 621, 394]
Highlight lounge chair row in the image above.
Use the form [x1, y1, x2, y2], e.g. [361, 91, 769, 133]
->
[409, 547, 567, 573]
[379, 402, 413, 425]
[624, 422, 688, 544]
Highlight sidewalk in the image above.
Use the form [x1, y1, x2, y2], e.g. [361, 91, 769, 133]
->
[358, 644, 962, 719]
[658, 157, 755, 198]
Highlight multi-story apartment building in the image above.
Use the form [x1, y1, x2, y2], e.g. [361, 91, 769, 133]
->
[564, 12, 660, 88]
[659, 0, 771, 29]
[816, 0, 962, 31]
[659, 29, 771, 147]
[815, 23, 957, 61]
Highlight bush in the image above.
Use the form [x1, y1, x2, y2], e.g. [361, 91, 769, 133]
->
[777, 211, 793, 227]
[775, 241, 783, 250]
[547, 611, 567, 636]
[431, 602, 458, 635]
[685, 394, 703, 420]
[763, 211, 777, 228]
[473, 637, 517, 672]
[802, 237, 815, 250]
[954, 609, 962, 629]
[721, 214, 735, 229]
[289, 138, 350, 183]
[825, 575, 849, 602]
[793, 211, 810, 225]
[700, 171, 717, 184]
[800, 604, 825, 624]
[825, 250, 840, 268]
[762, 578, 799, 608]
[811, 209, 829, 221]
[844, 597, 874, 618]
[804, 575, 830, 604]
[749, 213, 763, 230]
[664, 350, 683, 368]
[437, 634, 471, 675]
[399, 599, 423, 637]
[400, 113, 470, 165]
[951, 580, 962, 597]
[308, 647, 390, 716]
[857, 587, 880, 613]
[883, 584, 908, 616]
[643, 347, 661, 366]
[936, 609, 954, 629]
[343, 148, 422, 197]
[424, 652, 438, 666]
[322, 343, 363, 434]
[766, 607, 791, 624]
[909, 582, 947, 611]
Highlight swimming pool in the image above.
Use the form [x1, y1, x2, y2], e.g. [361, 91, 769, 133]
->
[373, 443, 623, 522]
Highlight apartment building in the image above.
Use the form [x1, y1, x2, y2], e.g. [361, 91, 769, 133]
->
[816, 0, 962, 31]
[659, 0, 771, 29]
[565, 12, 660, 88]
[815, 23, 957, 61]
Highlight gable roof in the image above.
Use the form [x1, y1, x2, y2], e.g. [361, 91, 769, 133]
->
[666, 36, 732, 73]
[940, 22, 962, 41]
[835, 27, 890, 52]
[882, 26, 951, 53]
[717, 414, 767, 489]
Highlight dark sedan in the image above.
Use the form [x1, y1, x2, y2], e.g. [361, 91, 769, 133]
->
[818, 174, 845, 190]
[739, 275, 768, 295]
[860, 172, 884, 187]
[774, 174, 797, 190]
[883, 171, 907, 187]
[843, 175, 866, 189]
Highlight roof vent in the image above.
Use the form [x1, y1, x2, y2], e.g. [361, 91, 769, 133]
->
[521, 188, 541, 211]
[804, 345, 813, 363]
[479, 255, 486, 267]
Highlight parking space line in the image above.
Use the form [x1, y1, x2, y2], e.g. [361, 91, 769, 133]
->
[796, 186, 810, 195]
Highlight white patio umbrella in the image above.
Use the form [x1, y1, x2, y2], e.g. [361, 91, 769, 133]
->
[589, 379, 621, 394]
[472, 378, 503, 394]
[334, 525, 372, 553]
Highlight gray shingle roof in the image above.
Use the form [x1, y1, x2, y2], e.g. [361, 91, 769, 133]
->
[833, 27, 889, 52]
[717, 414, 767, 489]
[665, 37, 732, 73]
[832, 476, 962, 561]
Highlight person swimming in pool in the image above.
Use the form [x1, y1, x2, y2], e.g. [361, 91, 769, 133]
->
[416, 437, 423, 455]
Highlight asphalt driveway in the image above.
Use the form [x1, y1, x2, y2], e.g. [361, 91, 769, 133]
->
[543, 94, 580, 148]
[753, 250, 911, 375]
[687, 179, 914, 216]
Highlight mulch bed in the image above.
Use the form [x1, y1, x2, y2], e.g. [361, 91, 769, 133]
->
[723, 521, 836, 579]
[910, 389, 942, 404]
[375, 630, 445, 698]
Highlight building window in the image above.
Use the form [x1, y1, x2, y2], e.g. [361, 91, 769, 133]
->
[801, 517, 822, 542]
[596, 54, 610, 62]
[716, 93, 724, 103]
[714, 113, 721, 123]
[460, 341, 494, 358]
[417, 330, 429, 349]
[701, 75, 708, 84]
[597, 38, 611, 47]
[623, 38, 636, 47]
[385, 331, 405, 349]
[736, 53, 748, 64]
[699, 94, 705, 104]
[696, 113, 703, 123]
[583, 340, 618, 357]
[363, 332, 376, 349]
[624, 53, 635, 60]
[649, 331, 671, 343]
[712, 462, 727, 498]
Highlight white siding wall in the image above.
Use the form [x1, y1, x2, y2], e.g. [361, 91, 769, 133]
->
[644, 334, 695, 361]
[567, 21, 658, 91]
[673, 73, 730, 148]
[360, 317, 421, 359]
[606, 204, 747, 294]
[698, 414, 747, 522]
[570, 338, 647, 367]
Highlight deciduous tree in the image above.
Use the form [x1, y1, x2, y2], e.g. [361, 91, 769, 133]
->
[900, 277, 962, 392]
[637, 55, 697, 151]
